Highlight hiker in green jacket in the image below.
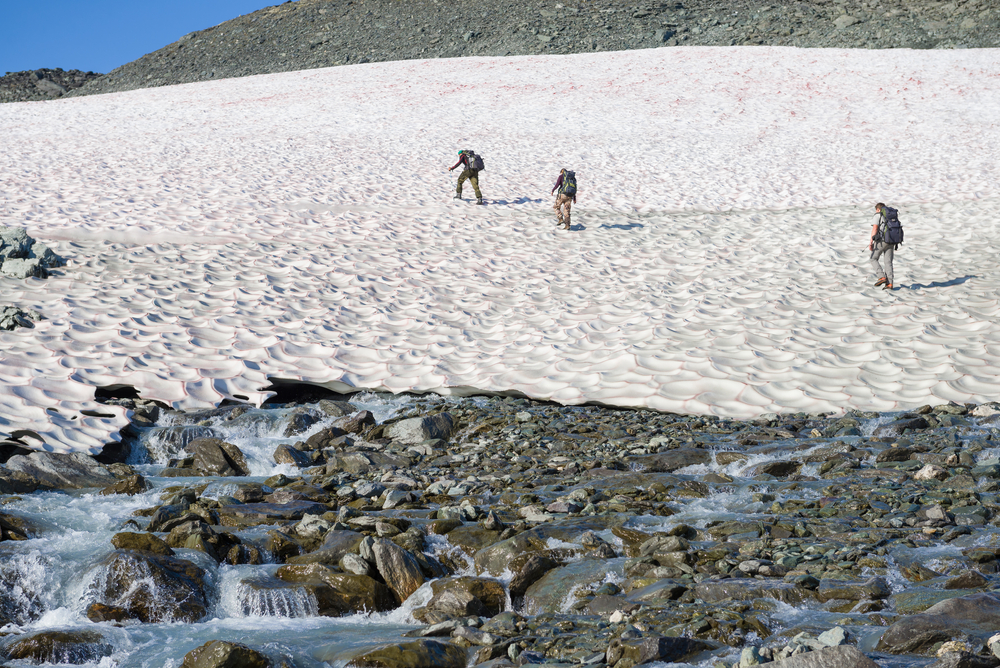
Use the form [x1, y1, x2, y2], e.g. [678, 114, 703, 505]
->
[448, 150, 484, 205]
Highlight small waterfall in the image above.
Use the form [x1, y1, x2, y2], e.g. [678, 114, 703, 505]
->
[0, 551, 58, 626]
[224, 577, 319, 618]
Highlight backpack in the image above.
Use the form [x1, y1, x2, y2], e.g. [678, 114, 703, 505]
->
[560, 170, 577, 197]
[466, 151, 485, 171]
[878, 207, 904, 247]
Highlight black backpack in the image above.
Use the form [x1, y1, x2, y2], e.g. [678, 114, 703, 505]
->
[466, 151, 485, 171]
[560, 170, 577, 197]
[878, 207, 904, 247]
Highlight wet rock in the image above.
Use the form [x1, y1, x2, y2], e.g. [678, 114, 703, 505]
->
[0, 467, 40, 494]
[85, 603, 131, 623]
[274, 564, 395, 615]
[4, 452, 115, 489]
[473, 520, 607, 576]
[341, 639, 466, 668]
[5, 629, 114, 664]
[99, 473, 150, 495]
[188, 438, 251, 476]
[770, 645, 879, 667]
[337, 410, 377, 435]
[325, 451, 411, 475]
[372, 537, 425, 603]
[524, 558, 624, 614]
[627, 448, 711, 472]
[111, 531, 174, 556]
[509, 554, 560, 599]
[215, 501, 329, 525]
[606, 636, 713, 666]
[946, 571, 989, 590]
[748, 460, 803, 477]
[875, 417, 929, 437]
[318, 399, 356, 417]
[91, 550, 211, 623]
[415, 576, 506, 621]
[273, 443, 312, 467]
[878, 593, 1000, 653]
[928, 651, 1000, 668]
[166, 520, 241, 562]
[384, 412, 454, 444]
[818, 577, 891, 601]
[286, 530, 364, 566]
[283, 408, 321, 436]
[694, 579, 815, 606]
[180, 639, 272, 668]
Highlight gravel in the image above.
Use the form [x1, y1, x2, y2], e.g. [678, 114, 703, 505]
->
[4, 0, 997, 104]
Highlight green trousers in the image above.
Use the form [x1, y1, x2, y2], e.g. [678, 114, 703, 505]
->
[456, 168, 482, 199]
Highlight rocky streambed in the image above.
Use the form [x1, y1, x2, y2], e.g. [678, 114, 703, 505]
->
[3, 392, 1000, 667]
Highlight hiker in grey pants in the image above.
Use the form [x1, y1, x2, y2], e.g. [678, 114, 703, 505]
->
[868, 202, 895, 290]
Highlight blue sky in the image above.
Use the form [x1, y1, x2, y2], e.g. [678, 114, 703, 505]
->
[1, 0, 294, 75]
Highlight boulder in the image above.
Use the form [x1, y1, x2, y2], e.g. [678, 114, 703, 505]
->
[111, 531, 174, 556]
[818, 577, 891, 601]
[0, 227, 32, 259]
[384, 413, 455, 444]
[188, 438, 250, 476]
[5, 630, 113, 664]
[878, 593, 1000, 653]
[524, 558, 626, 614]
[0, 257, 47, 278]
[341, 639, 467, 668]
[180, 640, 272, 668]
[473, 518, 615, 576]
[694, 579, 815, 606]
[0, 306, 39, 330]
[771, 645, 879, 668]
[509, 554, 560, 599]
[166, 520, 241, 562]
[90, 550, 211, 623]
[285, 530, 364, 566]
[417, 576, 507, 621]
[274, 564, 395, 615]
[875, 417, 929, 437]
[748, 460, 803, 477]
[273, 444, 311, 467]
[606, 636, 713, 666]
[626, 448, 711, 472]
[326, 451, 411, 475]
[372, 537, 425, 603]
[99, 473, 150, 495]
[337, 410, 377, 435]
[0, 467, 40, 494]
[4, 452, 115, 489]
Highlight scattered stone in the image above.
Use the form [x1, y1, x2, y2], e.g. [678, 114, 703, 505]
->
[180, 640, 272, 668]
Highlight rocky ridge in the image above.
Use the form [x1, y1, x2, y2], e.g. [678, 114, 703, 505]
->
[0, 68, 101, 103]
[0, 0, 985, 103]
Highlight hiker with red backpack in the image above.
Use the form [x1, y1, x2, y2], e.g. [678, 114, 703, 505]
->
[551, 168, 577, 230]
[448, 149, 485, 205]
[868, 202, 904, 290]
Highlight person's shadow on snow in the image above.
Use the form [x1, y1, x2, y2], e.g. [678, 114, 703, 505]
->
[492, 197, 545, 205]
[905, 275, 976, 290]
[599, 222, 643, 230]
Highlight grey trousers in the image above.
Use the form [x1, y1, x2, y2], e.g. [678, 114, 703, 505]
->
[870, 242, 894, 285]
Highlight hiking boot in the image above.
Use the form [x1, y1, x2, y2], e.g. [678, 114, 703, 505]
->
[476, 198, 484, 205]
[874, 277, 887, 287]
[882, 282, 894, 290]
[453, 194, 462, 200]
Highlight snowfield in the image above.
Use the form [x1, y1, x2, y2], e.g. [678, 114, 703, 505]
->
[1, 46, 999, 452]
